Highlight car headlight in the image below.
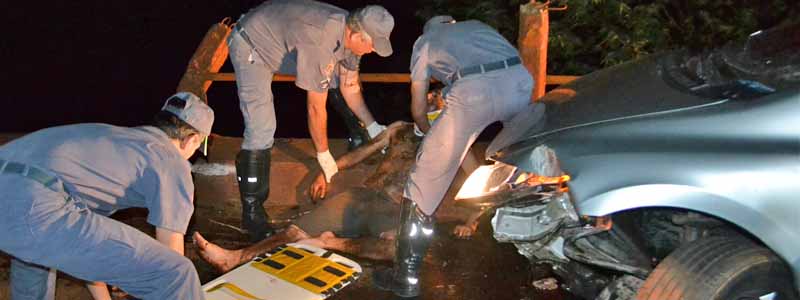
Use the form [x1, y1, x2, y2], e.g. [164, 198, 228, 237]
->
[455, 161, 570, 207]
[455, 162, 518, 200]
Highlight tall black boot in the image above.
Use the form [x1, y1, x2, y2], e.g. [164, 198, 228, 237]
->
[235, 149, 275, 242]
[329, 88, 370, 150]
[373, 198, 435, 298]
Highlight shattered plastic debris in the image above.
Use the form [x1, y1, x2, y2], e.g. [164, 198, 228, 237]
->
[532, 277, 559, 291]
[191, 162, 235, 176]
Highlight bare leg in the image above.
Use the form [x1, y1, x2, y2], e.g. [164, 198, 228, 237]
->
[299, 231, 396, 261]
[194, 225, 310, 273]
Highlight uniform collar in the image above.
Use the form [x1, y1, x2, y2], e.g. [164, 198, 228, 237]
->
[138, 126, 184, 157]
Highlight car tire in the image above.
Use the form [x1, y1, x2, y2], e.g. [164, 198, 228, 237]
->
[636, 236, 799, 300]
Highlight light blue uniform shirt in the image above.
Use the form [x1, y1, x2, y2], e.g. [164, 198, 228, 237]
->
[240, 0, 361, 92]
[410, 20, 519, 86]
[0, 124, 194, 234]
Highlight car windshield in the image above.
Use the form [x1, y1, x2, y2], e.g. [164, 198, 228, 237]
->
[661, 23, 800, 100]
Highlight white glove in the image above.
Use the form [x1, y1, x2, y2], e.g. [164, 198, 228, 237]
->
[366, 122, 387, 139]
[413, 124, 425, 137]
[316, 150, 338, 183]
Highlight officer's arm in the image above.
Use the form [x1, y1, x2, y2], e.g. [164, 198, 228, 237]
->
[339, 68, 378, 127]
[410, 80, 431, 133]
[307, 90, 330, 152]
[156, 227, 185, 255]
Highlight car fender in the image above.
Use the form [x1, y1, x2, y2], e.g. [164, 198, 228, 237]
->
[576, 183, 800, 291]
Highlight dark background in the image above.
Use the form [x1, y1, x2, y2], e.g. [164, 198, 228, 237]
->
[2, 0, 424, 138]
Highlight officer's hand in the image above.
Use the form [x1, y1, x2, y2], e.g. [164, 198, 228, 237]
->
[310, 173, 328, 202]
[366, 122, 387, 139]
[316, 150, 338, 182]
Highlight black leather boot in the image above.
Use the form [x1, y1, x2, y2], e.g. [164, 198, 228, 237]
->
[235, 149, 275, 242]
[329, 88, 370, 150]
[373, 198, 435, 298]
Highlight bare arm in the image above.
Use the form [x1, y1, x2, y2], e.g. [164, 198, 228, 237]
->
[310, 121, 410, 200]
[333, 122, 406, 170]
[339, 69, 377, 126]
[86, 281, 111, 300]
[410, 80, 431, 133]
[156, 227, 185, 255]
[307, 90, 330, 153]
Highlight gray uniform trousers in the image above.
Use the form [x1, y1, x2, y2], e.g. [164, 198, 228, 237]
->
[404, 65, 533, 215]
[228, 29, 278, 151]
[0, 174, 204, 300]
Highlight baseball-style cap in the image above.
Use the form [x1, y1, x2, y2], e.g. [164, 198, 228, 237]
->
[357, 5, 394, 57]
[423, 15, 456, 33]
[161, 92, 215, 155]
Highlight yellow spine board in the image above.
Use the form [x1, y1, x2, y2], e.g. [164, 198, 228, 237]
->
[250, 246, 357, 295]
[206, 282, 265, 300]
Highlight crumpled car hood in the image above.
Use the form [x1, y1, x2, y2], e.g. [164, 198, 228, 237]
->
[492, 52, 726, 164]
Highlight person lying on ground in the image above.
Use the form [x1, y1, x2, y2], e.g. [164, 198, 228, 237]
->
[193, 111, 486, 272]
[306, 84, 484, 239]
[194, 123, 417, 272]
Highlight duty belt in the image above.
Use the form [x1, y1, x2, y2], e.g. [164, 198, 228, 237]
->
[450, 56, 522, 83]
[234, 23, 257, 50]
[0, 159, 65, 195]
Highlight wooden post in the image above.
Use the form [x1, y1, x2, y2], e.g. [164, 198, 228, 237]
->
[518, 1, 550, 102]
[176, 19, 233, 102]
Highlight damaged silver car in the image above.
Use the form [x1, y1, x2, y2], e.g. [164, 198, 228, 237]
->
[457, 23, 800, 299]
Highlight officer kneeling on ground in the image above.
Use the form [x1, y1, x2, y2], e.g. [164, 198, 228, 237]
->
[0, 92, 213, 299]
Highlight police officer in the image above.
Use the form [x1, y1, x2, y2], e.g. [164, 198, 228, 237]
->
[0, 92, 213, 299]
[373, 16, 535, 297]
[228, 0, 395, 242]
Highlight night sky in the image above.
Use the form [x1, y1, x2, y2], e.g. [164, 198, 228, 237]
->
[3, 1, 422, 138]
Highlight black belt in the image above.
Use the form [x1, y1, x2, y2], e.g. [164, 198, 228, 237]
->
[451, 56, 522, 83]
[232, 23, 268, 63]
[233, 23, 257, 49]
[0, 159, 62, 193]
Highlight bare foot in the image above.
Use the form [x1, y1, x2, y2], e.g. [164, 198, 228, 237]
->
[297, 231, 337, 249]
[452, 222, 478, 239]
[283, 224, 311, 242]
[193, 232, 243, 273]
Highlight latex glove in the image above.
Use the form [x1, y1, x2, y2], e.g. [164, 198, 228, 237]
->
[366, 122, 387, 139]
[413, 124, 425, 137]
[316, 150, 338, 183]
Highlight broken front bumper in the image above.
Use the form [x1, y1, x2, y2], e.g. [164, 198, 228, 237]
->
[492, 191, 579, 242]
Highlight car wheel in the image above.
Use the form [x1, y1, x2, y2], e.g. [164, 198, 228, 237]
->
[636, 236, 799, 300]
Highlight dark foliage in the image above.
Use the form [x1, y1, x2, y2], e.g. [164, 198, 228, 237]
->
[416, 0, 799, 75]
